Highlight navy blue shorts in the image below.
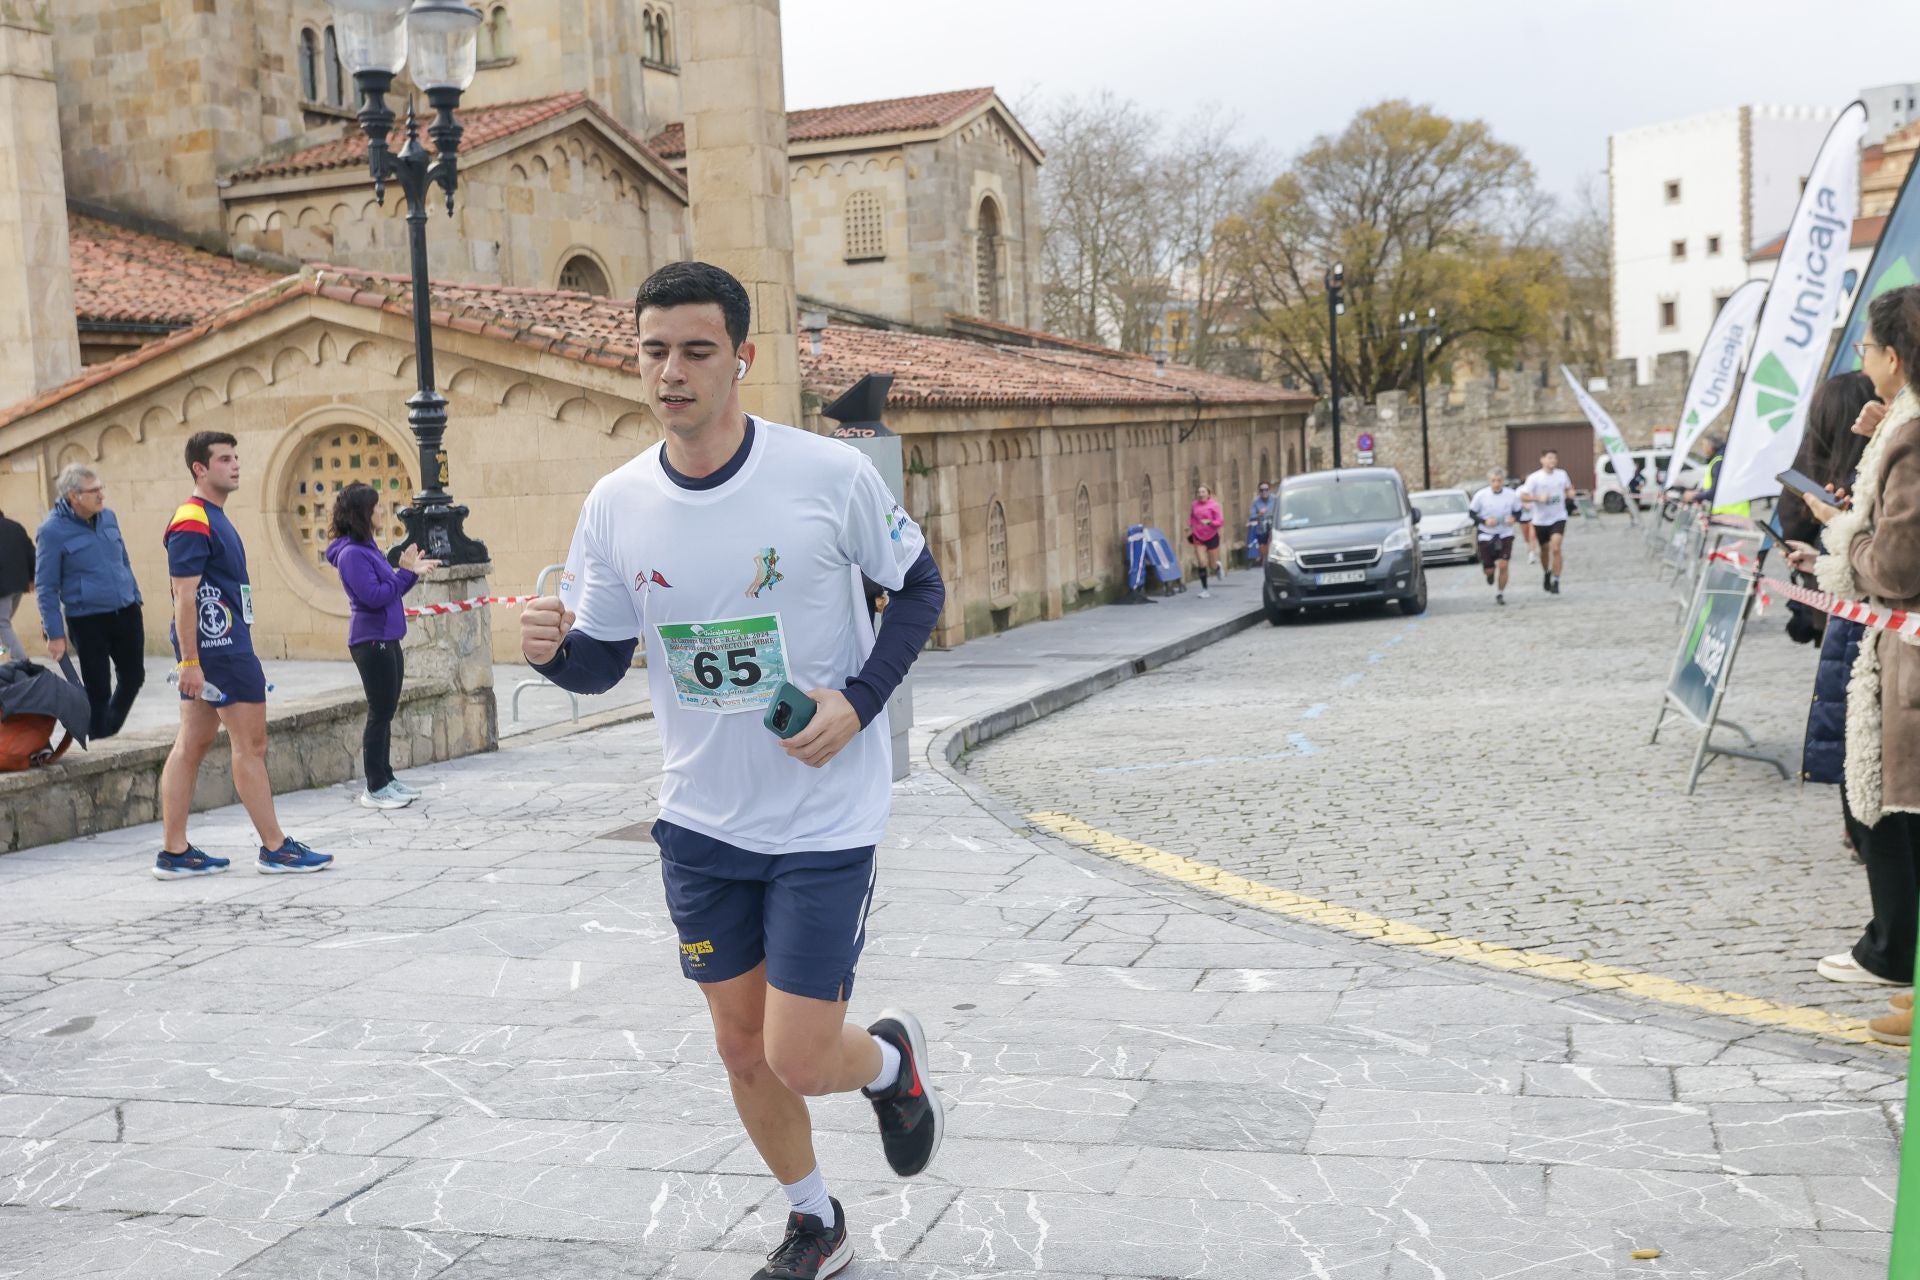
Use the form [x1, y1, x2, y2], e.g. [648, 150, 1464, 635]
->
[654, 819, 877, 1002]
[172, 646, 267, 707]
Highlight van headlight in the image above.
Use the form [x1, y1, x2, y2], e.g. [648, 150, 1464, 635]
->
[1382, 527, 1412, 553]
[1267, 539, 1298, 565]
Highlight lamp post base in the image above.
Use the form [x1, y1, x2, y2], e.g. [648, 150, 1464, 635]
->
[393, 501, 489, 568]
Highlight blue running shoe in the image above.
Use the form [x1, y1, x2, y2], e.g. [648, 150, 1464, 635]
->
[257, 838, 333, 875]
[387, 778, 422, 800]
[152, 846, 231, 880]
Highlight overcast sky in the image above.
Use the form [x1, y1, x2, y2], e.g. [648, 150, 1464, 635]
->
[782, 0, 1916, 205]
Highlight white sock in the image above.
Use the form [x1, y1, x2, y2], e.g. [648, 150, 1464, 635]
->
[781, 1166, 834, 1228]
[867, 1034, 902, 1094]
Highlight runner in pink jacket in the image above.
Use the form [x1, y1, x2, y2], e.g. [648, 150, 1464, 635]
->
[1188, 486, 1224, 597]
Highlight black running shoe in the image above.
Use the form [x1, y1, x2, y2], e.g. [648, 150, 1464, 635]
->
[1543, 567, 1553, 592]
[1483, 568, 1494, 586]
[863, 1007, 944, 1177]
[754, 1199, 850, 1280]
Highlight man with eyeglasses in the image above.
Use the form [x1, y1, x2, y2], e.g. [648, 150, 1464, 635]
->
[34, 463, 146, 738]
[1248, 479, 1277, 565]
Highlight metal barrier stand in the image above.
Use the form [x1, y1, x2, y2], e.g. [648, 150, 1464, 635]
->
[510, 563, 580, 724]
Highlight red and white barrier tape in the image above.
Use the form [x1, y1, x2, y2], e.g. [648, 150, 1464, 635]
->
[1748, 574, 1920, 639]
[404, 594, 541, 618]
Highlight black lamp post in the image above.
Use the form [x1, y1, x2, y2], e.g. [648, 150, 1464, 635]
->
[331, 0, 488, 566]
[1324, 263, 1344, 468]
[1398, 307, 1439, 490]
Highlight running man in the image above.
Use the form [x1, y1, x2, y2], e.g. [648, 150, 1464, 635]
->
[156, 432, 332, 879]
[523, 262, 946, 1279]
[1521, 448, 1576, 593]
[1468, 467, 1523, 605]
[1248, 480, 1276, 565]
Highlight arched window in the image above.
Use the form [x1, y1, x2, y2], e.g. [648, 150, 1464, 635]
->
[323, 25, 344, 106]
[1260, 448, 1272, 484]
[489, 5, 512, 59]
[975, 198, 1002, 319]
[1189, 465, 1201, 501]
[558, 254, 611, 296]
[1139, 473, 1153, 527]
[843, 190, 885, 261]
[298, 28, 319, 102]
[656, 9, 672, 64]
[643, 8, 660, 62]
[1230, 458, 1242, 529]
[987, 499, 1010, 601]
[1074, 484, 1094, 583]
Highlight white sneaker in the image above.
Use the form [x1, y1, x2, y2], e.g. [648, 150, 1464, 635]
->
[1526, 549, 1538, 565]
[1198, 589, 1211, 598]
[359, 783, 412, 810]
[388, 779, 422, 799]
[1817, 952, 1904, 985]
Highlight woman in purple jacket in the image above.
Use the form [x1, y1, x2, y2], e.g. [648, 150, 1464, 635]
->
[324, 483, 439, 810]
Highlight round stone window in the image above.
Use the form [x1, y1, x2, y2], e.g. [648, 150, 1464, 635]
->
[285, 425, 414, 574]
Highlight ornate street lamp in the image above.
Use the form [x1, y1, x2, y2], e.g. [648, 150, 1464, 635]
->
[330, 0, 487, 565]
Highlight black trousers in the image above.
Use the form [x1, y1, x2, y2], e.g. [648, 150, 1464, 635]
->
[65, 603, 145, 740]
[350, 639, 405, 792]
[1849, 809, 1920, 982]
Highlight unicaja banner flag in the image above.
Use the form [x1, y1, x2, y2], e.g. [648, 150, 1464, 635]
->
[1560, 366, 1640, 497]
[1668, 278, 1767, 485]
[1718, 100, 1868, 506]
[1829, 115, 1920, 379]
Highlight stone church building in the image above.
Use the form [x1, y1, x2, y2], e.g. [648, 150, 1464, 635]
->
[0, 0, 1309, 664]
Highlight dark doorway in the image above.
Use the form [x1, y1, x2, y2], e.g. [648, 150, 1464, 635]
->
[1507, 423, 1595, 489]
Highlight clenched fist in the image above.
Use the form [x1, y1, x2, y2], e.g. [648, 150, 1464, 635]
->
[520, 595, 575, 665]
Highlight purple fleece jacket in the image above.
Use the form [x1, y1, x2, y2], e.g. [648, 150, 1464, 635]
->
[324, 537, 419, 646]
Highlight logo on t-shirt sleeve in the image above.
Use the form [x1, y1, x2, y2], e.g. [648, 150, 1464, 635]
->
[196, 581, 234, 644]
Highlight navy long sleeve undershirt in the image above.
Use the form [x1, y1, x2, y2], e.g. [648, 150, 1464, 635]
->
[531, 422, 945, 726]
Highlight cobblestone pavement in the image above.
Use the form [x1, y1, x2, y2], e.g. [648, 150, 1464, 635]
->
[0, 537, 1904, 1279]
[972, 517, 1889, 1024]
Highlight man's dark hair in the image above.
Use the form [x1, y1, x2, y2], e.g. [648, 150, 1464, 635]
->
[633, 261, 751, 348]
[329, 481, 379, 543]
[1540, 448, 1558, 460]
[185, 431, 238, 478]
[1869, 284, 1920, 393]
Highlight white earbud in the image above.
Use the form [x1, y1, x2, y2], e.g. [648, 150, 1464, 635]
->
[735, 359, 748, 382]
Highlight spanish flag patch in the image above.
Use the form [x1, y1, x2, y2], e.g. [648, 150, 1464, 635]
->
[165, 499, 210, 540]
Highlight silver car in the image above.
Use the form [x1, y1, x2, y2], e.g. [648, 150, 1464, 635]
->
[1411, 488, 1476, 565]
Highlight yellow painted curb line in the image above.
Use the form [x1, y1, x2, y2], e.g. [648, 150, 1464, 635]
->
[1026, 810, 1883, 1047]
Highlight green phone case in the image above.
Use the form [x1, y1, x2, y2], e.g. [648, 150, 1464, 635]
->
[763, 681, 817, 739]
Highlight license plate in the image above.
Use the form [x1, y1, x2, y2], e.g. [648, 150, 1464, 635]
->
[1316, 570, 1367, 586]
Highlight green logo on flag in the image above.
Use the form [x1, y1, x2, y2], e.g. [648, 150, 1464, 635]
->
[1751, 352, 1800, 433]
[1684, 409, 1700, 427]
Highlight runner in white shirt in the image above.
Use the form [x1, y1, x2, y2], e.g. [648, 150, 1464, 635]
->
[1468, 468, 1523, 606]
[1521, 449, 1576, 594]
[522, 263, 946, 1280]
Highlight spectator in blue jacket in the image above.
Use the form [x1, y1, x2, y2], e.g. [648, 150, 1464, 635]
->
[323, 482, 437, 810]
[35, 463, 145, 738]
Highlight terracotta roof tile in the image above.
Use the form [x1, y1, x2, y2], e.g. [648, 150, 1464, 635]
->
[649, 87, 998, 160]
[1749, 213, 1886, 262]
[224, 91, 685, 194]
[68, 215, 281, 328]
[3, 266, 1300, 430]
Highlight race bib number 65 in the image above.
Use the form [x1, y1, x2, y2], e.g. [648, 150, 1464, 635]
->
[656, 614, 790, 713]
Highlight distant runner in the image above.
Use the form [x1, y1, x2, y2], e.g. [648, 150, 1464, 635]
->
[1521, 448, 1576, 593]
[1468, 468, 1523, 606]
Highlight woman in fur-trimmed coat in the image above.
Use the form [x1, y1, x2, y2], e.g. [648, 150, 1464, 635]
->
[1787, 286, 1920, 1044]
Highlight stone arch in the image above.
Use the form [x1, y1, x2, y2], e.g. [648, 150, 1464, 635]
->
[1074, 483, 1094, 583]
[271, 346, 310, 382]
[226, 367, 267, 402]
[317, 333, 341, 364]
[446, 366, 494, 401]
[556, 248, 613, 296]
[358, 198, 380, 221]
[529, 154, 549, 180]
[139, 405, 174, 439]
[611, 412, 651, 440]
[500, 381, 540, 414]
[56, 441, 90, 468]
[233, 213, 260, 237]
[182, 385, 220, 420]
[555, 396, 603, 429]
[1140, 472, 1154, 527]
[264, 211, 287, 231]
[343, 341, 383, 367]
[96, 423, 136, 460]
[328, 202, 353, 226]
[1260, 448, 1272, 484]
[509, 162, 529, 184]
[396, 355, 416, 383]
[986, 496, 1010, 602]
[295, 205, 325, 229]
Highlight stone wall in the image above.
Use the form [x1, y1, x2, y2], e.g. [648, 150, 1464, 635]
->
[868, 403, 1310, 647]
[0, 1, 80, 409]
[0, 562, 495, 853]
[906, 114, 1039, 330]
[791, 149, 914, 323]
[224, 122, 688, 297]
[1311, 352, 1698, 492]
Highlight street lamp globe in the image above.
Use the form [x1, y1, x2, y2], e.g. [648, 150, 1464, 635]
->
[329, 0, 410, 79]
[407, 0, 483, 93]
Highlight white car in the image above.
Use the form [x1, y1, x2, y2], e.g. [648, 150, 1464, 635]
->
[1410, 488, 1476, 564]
[1595, 449, 1708, 512]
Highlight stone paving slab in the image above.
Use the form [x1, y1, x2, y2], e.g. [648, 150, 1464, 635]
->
[0, 532, 1903, 1278]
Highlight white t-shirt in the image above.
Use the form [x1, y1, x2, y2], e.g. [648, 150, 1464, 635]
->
[558, 418, 924, 854]
[1523, 467, 1575, 525]
[1468, 486, 1523, 541]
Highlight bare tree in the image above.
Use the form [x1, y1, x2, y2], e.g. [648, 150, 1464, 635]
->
[1550, 173, 1612, 369]
[1037, 94, 1162, 346]
[1158, 108, 1263, 370]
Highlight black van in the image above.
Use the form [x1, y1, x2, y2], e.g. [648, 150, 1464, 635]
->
[1261, 468, 1427, 624]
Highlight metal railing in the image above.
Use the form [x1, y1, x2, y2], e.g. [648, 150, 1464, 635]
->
[510, 563, 578, 725]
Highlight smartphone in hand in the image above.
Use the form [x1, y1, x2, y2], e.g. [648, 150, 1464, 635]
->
[762, 681, 817, 740]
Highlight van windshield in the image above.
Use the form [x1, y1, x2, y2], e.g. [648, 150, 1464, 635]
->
[1278, 480, 1403, 529]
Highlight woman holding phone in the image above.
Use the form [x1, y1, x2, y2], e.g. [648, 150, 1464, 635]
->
[1784, 286, 1920, 1045]
[324, 483, 439, 810]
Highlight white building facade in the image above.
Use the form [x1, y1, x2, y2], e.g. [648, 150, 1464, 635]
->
[1610, 105, 1837, 378]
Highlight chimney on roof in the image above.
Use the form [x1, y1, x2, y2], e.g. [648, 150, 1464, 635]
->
[0, 2, 79, 408]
